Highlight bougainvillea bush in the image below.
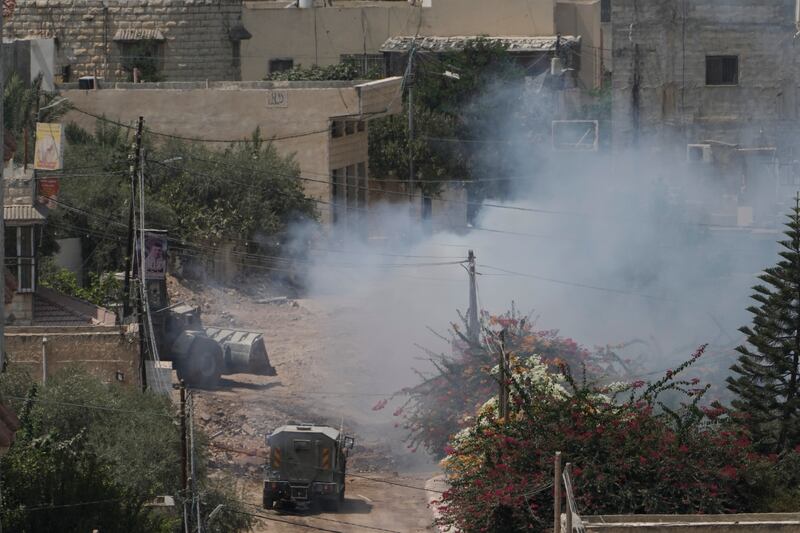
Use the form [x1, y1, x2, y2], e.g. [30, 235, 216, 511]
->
[435, 346, 800, 533]
[386, 309, 638, 457]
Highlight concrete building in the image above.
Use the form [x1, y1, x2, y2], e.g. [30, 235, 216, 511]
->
[3, 0, 247, 83]
[611, 0, 800, 227]
[242, 0, 604, 90]
[1, 160, 139, 386]
[61, 78, 403, 225]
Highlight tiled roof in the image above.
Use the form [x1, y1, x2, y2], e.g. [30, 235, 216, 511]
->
[113, 28, 166, 42]
[4, 204, 46, 222]
[34, 293, 93, 326]
[380, 35, 580, 53]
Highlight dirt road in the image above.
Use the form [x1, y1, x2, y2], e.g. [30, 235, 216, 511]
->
[240, 474, 438, 533]
[169, 278, 438, 532]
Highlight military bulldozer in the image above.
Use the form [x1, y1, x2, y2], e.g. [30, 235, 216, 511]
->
[141, 231, 276, 388]
[263, 424, 354, 512]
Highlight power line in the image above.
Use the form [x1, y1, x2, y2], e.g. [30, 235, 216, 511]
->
[16, 498, 124, 512]
[3, 395, 173, 418]
[479, 264, 669, 302]
[71, 105, 331, 144]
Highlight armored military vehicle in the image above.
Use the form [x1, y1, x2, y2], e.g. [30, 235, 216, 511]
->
[263, 424, 354, 511]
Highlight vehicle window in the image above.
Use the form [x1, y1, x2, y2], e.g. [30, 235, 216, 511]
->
[294, 439, 311, 451]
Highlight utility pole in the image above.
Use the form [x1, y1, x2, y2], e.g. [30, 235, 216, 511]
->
[554, 451, 562, 533]
[122, 116, 144, 318]
[498, 329, 509, 423]
[407, 46, 416, 206]
[179, 381, 189, 533]
[135, 150, 147, 392]
[189, 393, 201, 533]
[0, 9, 5, 531]
[467, 250, 479, 344]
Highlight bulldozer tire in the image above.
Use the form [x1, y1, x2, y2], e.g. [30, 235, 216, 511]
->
[321, 497, 340, 513]
[181, 340, 222, 388]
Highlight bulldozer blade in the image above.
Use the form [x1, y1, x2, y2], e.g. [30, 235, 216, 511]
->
[205, 327, 277, 376]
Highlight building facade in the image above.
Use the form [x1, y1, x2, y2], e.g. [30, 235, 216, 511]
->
[4, 0, 247, 83]
[61, 78, 403, 225]
[611, 0, 800, 226]
[242, 0, 604, 90]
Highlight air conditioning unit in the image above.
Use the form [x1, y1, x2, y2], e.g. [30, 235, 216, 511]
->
[687, 144, 713, 163]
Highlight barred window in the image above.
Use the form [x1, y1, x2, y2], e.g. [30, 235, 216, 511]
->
[5, 226, 35, 293]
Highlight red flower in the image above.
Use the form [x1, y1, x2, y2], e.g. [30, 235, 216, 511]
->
[719, 465, 738, 479]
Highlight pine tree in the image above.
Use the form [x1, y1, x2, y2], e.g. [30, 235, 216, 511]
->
[727, 196, 800, 453]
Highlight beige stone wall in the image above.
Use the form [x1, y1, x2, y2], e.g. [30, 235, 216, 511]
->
[6, 325, 141, 386]
[61, 78, 401, 223]
[5, 0, 242, 82]
[555, 0, 603, 89]
[241, 0, 558, 80]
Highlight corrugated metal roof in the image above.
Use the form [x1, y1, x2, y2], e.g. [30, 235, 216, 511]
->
[380, 35, 580, 53]
[4, 204, 46, 222]
[113, 28, 166, 42]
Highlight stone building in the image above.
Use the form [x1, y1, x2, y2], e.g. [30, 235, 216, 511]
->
[242, 0, 604, 90]
[611, 0, 800, 226]
[4, 0, 248, 83]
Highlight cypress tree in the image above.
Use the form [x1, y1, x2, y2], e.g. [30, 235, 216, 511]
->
[727, 197, 800, 453]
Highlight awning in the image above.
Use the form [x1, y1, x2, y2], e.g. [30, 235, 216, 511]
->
[380, 35, 580, 54]
[113, 28, 166, 42]
[4, 204, 47, 223]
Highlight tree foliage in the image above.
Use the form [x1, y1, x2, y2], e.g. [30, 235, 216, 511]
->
[436, 346, 800, 532]
[728, 199, 800, 453]
[0, 367, 252, 533]
[264, 62, 382, 81]
[49, 121, 317, 277]
[368, 39, 530, 202]
[383, 308, 635, 458]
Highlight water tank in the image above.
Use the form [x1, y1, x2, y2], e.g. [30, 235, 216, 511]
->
[298, 0, 313, 8]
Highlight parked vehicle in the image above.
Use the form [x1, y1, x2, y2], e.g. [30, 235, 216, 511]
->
[263, 424, 354, 511]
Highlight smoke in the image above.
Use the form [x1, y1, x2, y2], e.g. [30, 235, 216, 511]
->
[285, 76, 782, 451]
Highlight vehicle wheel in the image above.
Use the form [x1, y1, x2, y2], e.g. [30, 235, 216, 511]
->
[321, 497, 340, 513]
[184, 340, 222, 388]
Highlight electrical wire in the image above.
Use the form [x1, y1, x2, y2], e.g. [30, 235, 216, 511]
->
[71, 105, 331, 144]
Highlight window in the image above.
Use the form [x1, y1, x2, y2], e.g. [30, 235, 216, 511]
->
[601, 0, 610, 22]
[232, 41, 241, 69]
[331, 121, 344, 138]
[346, 165, 357, 208]
[269, 58, 294, 74]
[293, 439, 311, 451]
[357, 121, 365, 133]
[706, 56, 738, 86]
[332, 168, 345, 223]
[345, 121, 355, 135]
[340, 53, 385, 77]
[5, 226, 35, 293]
[118, 40, 164, 82]
[356, 163, 367, 208]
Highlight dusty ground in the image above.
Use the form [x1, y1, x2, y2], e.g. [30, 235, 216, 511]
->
[167, 276, 438, 532]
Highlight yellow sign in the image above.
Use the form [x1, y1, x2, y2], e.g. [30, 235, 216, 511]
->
[34, 123, 63, 171]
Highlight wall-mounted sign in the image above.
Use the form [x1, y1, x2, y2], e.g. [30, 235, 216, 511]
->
[36, 177, 60, 208]
[143, 231, 168, 279]
[34, 122, 64, 170]
[266, 90, 288, 108]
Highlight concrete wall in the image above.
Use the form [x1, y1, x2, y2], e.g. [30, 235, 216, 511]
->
[241, 0, 560, 79]
[6, 325, 141, 386]
[556, 0, 603, 89]
[5, 0, 243, 82]
[581, 513, 800, 532]
[61, 78, 401, 223]
[611, 0, 800, 156]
